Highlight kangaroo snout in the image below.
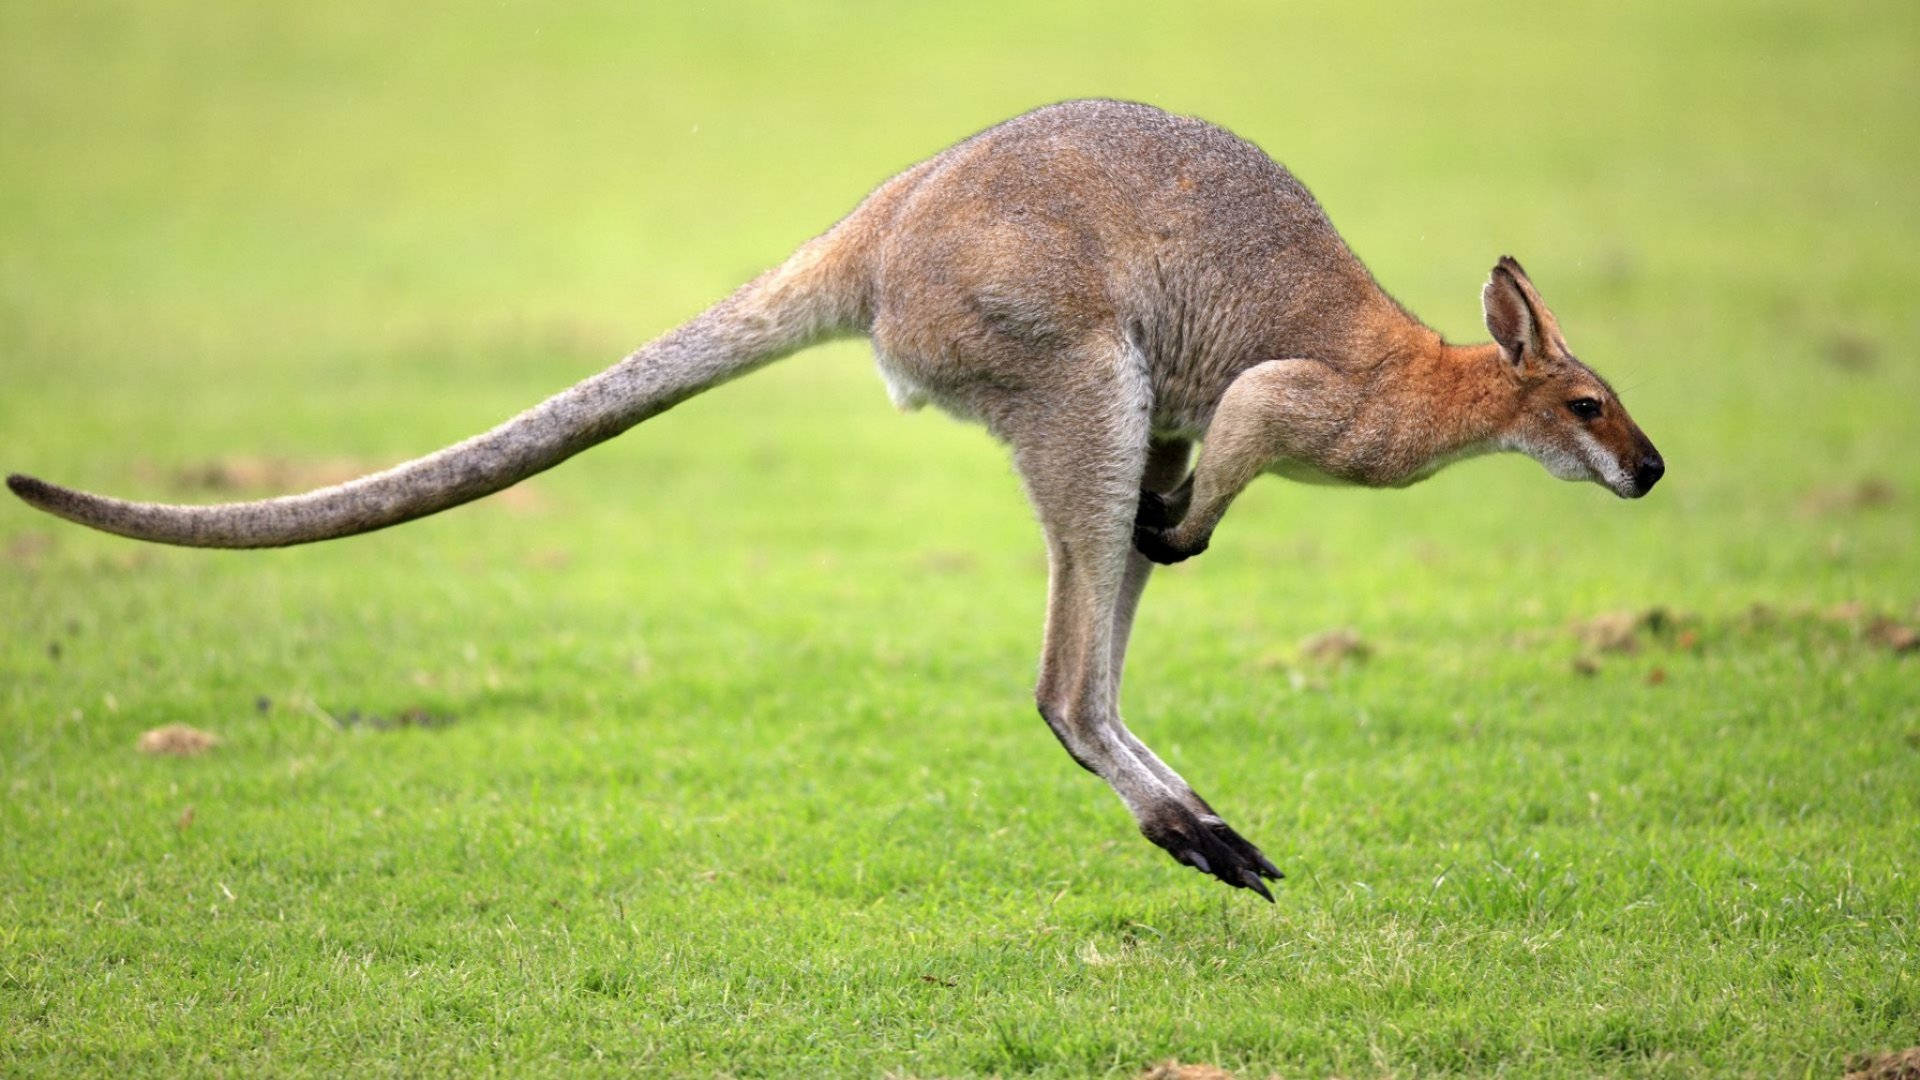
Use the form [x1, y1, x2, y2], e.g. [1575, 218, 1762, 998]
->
[1629, 449, 1665, 498]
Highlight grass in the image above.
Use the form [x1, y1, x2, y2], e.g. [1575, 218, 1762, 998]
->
[3, 0, 1917, 1075]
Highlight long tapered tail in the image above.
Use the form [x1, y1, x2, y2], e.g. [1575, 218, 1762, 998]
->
[7, 246, 857, 548]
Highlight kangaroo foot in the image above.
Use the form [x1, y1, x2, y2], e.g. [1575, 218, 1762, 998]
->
[1138, 801, 1283, 899]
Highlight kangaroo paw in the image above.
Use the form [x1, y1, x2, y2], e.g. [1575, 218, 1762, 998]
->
[1135, 488, 1176, 530]
[1132, 523, 1207, 565]
[1139, 803, 1281, 900]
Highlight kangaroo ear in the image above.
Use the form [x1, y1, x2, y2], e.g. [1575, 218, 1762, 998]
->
[1482, 256, 1565, 372]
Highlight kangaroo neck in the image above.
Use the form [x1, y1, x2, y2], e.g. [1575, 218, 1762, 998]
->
[1394, 339, 1516, 459]
[1346, 319, 1516, 470]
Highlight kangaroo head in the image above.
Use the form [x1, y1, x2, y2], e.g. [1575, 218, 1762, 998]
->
[1481, 256, 1663, 498]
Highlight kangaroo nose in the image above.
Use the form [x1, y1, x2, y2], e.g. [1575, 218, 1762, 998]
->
[1633, 453, 1665, 495]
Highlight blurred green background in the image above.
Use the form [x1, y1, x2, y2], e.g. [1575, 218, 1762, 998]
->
[3, 1, 1916, 1075]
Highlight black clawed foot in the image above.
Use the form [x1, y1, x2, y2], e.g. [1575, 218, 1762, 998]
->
[1202, 815, 1284, 883]
[1142, 806, 1282, 901]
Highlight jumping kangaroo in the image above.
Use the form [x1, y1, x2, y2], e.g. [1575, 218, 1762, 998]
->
[8, 100, 1663, 899]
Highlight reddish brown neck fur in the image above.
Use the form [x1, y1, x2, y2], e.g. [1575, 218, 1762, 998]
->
[1427, 341, 1517, 453]
[1356, 307, 1518, 466]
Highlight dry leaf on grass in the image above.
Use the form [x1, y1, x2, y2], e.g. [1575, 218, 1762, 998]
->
[137, 724, 219, 756]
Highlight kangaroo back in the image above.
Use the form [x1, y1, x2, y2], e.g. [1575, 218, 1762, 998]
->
[7, 240, 860, 548]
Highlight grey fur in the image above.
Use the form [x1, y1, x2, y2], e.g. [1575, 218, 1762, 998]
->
[9, 100, 1662, 897]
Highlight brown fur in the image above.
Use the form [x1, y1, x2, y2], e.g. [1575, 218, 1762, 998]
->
[7, 100, 1662, 897]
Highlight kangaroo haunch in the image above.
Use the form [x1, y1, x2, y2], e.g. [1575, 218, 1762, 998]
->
[8, 100, 1664, 898]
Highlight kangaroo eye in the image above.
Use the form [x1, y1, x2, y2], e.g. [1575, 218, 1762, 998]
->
[1567, 397, 1603, 420]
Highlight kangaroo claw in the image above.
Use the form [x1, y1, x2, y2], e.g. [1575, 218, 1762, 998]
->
[1204, 815, 1285, 881]
[1142, 804, 1282, 900]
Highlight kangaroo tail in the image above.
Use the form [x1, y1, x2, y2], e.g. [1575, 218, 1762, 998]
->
[6, 242, 860, 548]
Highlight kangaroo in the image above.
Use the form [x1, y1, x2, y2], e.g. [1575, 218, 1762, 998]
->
[7, 99, 1662, 899]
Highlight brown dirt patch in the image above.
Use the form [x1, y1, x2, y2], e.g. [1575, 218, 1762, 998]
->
[5, 532, 53, 568]
[918, 549, 980, 576]
[1823, 601, 1870, 627]
[1846, 1047, 1920, 1080]
[493, 482, 550, 515]
[1574, 611, 1643, 654]
[524, 547, 573, 571]
[1800, 477, 1895, 516]
[1823, 331, 1882, 372]
[1866, 617, 1919, 654]
[156, 455, 372, 494]
[1821, 605, 1919, 654]
[1300, 627, 1371, 664]
[1572, 607, 1690, 655]
[1139, 1063, 1240, 1080]
[137, 724, 219, 756]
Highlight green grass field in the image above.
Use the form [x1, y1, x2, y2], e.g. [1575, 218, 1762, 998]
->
[4, 1, 1917, 1075]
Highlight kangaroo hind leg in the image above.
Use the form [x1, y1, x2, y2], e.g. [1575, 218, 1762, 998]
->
[1111, 436, 1283, 884]
[1004, 379, 1278, 898]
